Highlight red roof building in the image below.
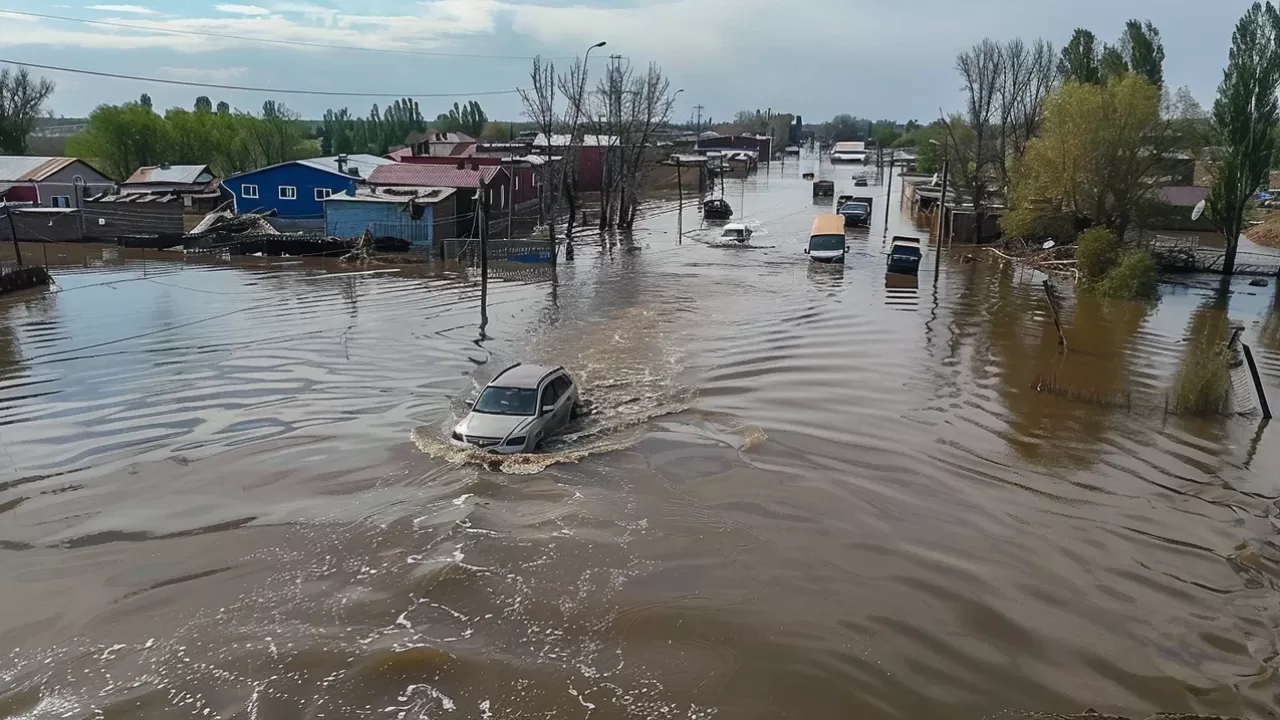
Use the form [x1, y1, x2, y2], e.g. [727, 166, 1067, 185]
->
[369, 161, 512, 237]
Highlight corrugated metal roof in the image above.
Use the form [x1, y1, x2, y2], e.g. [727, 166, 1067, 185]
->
[326, 186, 456, 204]
[368, 163, 500, 189]
[0, 156, 78, 182]
[227, 154, 392, 181]
[124, 165, 214, 185]
[296, 154, 393, 179]
[533, 134, 618, 148]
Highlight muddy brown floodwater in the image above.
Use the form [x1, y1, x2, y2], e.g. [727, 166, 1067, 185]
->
[3, 157, 1280, 719]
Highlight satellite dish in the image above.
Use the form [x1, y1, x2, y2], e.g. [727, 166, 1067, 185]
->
[1192, 199, 1206, 221]
[1042, 240, 1056, 250]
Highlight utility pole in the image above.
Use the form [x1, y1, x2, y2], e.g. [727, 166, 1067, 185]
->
[506, 159, 515, 240]
[676, 158, 683, 243]
[694, 105, 705, 134]
[935, 154, 950, 275]
[477, 190, 489, 332]
[882, 149, 895, 239]
[4, 209, 22, 267]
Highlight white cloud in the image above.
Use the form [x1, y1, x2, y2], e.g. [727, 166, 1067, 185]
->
[214, 4, 271, 15]
[159, 66, 250, 83]
[85, 4, 158, 13]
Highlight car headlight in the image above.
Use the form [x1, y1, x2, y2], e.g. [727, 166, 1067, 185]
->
[451, 430, 464, 441]
[505, 436, 527, 447]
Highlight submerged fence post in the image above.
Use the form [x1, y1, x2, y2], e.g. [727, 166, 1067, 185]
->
[1242, 343, 1272, 419]
[1042, 279, 1068, 352]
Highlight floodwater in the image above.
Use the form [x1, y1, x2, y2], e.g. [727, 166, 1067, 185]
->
[3, 157, 1280, 719]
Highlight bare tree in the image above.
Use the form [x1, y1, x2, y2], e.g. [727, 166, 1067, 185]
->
[556, 58, 590, 232]
[994, 39, 1057, 194]
[518, 56, 560, 245]
[951, 39, 1005, 241]
[617, 63, 675, 229]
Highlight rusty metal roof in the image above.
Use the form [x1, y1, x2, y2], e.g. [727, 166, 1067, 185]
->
[368, 163, 501, 189]
[124, 164, 214, 185]
[0, 156, 79, 182]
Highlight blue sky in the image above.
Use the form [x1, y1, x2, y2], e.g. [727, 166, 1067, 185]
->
[0, 0, 1261, 123]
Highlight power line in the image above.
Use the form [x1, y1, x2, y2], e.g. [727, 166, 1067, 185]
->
[0, 59, 522, 98]
[0, 9, 582, 61]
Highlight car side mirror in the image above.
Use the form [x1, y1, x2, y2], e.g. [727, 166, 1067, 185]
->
[803, 248, 810, 254]
[542, 405, 556, 414]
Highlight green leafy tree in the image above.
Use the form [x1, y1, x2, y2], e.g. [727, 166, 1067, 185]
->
[1059, 29, 1102, 84]
[68, 102, 172, 179]
[1208, 1, 1280, 275]
[139, 93, 153, 110]
[1003, 74, 1173, 238]
[0, 67, 55, 154]
[1099, 44, 1130, 83]
[216, 101, 230, 115]
[1123, 19, 1166, 89]
[195, 96, 213, 113]
[437, 100, 488, 138]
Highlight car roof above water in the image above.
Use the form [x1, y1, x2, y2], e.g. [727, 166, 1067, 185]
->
[491, 363, 562, 389]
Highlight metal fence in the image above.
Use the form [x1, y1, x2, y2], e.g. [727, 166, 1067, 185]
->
[439, 238, 556, 264]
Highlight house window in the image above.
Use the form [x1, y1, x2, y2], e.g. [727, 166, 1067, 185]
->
[315, 188, 332, 201]
[50, 196, 71, 208]
[279, 186, 298, 200]
[242, 184, 259, 199]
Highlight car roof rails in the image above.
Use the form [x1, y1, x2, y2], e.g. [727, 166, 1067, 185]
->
[493, 362, 522, 380]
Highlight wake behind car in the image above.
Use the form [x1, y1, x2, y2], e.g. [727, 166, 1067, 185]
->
[452, 364, 579, 454]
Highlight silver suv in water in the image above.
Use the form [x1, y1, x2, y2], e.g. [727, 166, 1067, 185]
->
[451, 364, 580, 454]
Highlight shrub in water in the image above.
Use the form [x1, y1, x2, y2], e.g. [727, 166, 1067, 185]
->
[1076, 227, 1120, 282]
[1095, 250, 1159, 301]
[1170, 342, 1232, 416]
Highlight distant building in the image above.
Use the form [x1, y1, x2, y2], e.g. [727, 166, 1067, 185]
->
[697, 134, 774, 160]
[404, 131, 477, 158]
[225, 154, 393, 225]
[395, 155, 541, 209]
[84, 163, 231, 235]
[323, 186, 457, 247]
[532, 134, 617, 192]
[0, 156, 112, 208]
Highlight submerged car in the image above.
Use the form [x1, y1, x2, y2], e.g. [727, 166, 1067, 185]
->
[452, 364, 580, 454]
[838, 201, 872, 227]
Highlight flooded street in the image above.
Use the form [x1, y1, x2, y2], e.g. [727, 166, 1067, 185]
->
[4, 158, 1280, 719]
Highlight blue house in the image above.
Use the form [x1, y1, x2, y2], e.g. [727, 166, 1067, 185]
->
[226, 154, 393, 225]
[323, 186, 457, 247]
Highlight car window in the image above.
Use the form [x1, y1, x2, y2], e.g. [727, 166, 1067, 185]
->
[474, 387, 537, 416]
[540, 382, 562, 409]
[552, 376, 573, 396]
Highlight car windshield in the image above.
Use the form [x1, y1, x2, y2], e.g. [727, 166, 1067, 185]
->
[473, 386, 537, 416]
[841, 203, 869, 213]
[810, 234, 845, 252]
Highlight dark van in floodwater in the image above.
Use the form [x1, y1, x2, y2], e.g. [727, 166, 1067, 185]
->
[887, 236, 922, 274]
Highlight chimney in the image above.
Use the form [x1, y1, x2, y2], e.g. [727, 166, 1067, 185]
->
[336, 154, 349, 173]
[457, 160, 465, 170]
